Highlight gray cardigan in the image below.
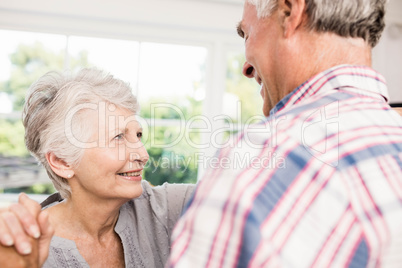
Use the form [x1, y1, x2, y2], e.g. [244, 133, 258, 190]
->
[41, 180, 196, 268]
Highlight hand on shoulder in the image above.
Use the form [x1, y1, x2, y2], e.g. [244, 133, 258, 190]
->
[0, 193, 54, 267]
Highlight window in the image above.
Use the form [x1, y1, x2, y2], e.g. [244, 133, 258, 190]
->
[0, 30, 67, 196]
[224, 51, 263, 124]
[0, 29, 208, 196]
[67, 36, 140, 87]
[211, 51, 264, 146]
[137, 43, 207, 184]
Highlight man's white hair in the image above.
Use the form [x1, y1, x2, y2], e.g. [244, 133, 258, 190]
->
[246, 0, 387, 47]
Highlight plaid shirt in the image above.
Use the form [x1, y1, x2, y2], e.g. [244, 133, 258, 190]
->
[168, 65, 402, 268]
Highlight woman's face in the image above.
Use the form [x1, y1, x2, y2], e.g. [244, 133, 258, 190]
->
[70, 103, 149, 202]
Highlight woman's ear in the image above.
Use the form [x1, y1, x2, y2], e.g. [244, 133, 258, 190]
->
[46, 152, 74, 179]
[279, 0, 306, 38]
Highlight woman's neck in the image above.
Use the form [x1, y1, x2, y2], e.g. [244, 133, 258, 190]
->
[48, 193, 126, 242]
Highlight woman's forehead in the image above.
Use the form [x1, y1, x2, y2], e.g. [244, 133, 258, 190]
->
[100, 106, 138, 129]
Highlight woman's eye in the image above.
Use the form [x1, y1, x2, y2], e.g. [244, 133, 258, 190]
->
[114, 133, 124, 140]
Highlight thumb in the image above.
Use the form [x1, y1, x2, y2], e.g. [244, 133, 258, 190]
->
[37, 210, 54, 267]
[18, 193, 41, 218]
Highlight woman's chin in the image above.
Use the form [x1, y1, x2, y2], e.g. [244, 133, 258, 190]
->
[122, 184, 143, 200]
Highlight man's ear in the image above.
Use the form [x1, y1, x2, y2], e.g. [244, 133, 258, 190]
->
[279, 0, 306, 37]
[45, 152, 74, 179]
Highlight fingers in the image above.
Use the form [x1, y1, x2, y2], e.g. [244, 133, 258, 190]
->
[9, 203, 41, 239]
[0, 193, 51, 264]
[18, 193, 41, 218]
[37, 210, 54, 267]
[26, 235, 40, 268]
[1, 211, 32, 255]
[0, 193, 41, 251]
[38, 210, 54, 239]
[0, 213, 14, 246]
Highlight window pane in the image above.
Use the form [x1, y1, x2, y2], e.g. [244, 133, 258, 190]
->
[0, 30, 66, 196]
[137, 43, 207, 185]
[67, 36, 140, 90]
[0, 29, 67, 159]
[0, 30, 67, 112]
[138, 42, 207, 119]
[224, 52, 264, 124]
[143, 125, 199, 185]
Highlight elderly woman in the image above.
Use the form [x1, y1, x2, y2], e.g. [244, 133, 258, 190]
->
[1, 68, 195, 267]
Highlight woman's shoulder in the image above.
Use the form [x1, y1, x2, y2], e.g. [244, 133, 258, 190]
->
[141, 180, 196, 197]
[120, 180, 196, 226]
[139, 180, 196, 208]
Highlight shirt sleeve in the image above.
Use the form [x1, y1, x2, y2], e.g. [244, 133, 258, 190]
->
[166, 135, 257, 268]
[166, 164, 247, 268]
[163, 182, 197, 235]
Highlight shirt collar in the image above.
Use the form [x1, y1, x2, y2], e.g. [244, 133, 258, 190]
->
[270, 65, 389, 116]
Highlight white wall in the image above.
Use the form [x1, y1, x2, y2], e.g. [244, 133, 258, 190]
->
[0, 0, 244, 46]
[373, 23, 402, 104]
[373, 0, 402, 103]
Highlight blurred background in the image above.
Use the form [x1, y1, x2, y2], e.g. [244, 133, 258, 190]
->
[1, 0, 402, 204]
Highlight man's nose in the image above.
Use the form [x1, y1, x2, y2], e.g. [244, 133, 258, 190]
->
[242, 61, 254, 78]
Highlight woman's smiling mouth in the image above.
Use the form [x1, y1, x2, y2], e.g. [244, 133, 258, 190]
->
[117, 170, 143, 181]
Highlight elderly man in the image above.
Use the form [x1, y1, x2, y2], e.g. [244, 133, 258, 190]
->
[167, 0, 402, 267]
[1, 0, 402, 267]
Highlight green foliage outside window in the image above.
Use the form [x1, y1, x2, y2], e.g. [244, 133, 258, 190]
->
[139, 95, 203, 185]
[0, 119, 28, 157]
[225, 53, 263, 123]
[1, 42, 89, 111]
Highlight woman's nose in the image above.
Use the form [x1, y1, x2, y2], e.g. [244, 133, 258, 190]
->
[128, 142, 149, 165]
[137, 144, 149, 164]
[242, 61, 254, 78]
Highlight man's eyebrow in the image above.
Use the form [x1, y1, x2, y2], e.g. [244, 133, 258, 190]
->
[237, 21, 244, 38]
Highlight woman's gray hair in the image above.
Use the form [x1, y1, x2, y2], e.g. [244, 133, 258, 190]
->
[22, 68, 139, 199]
[247, 0, 387, 47]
